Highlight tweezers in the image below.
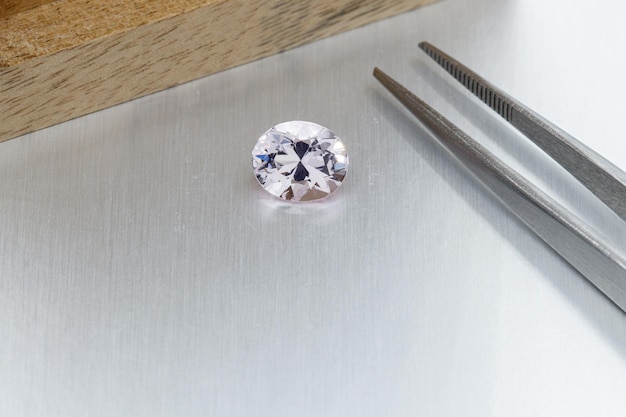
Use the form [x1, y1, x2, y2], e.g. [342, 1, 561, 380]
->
[374, 42, 626, 313]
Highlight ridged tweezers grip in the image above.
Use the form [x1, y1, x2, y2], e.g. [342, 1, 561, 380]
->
[373, 67, 626, 313]
[419, 42, 513, 122]
[419, 41, 626, 223]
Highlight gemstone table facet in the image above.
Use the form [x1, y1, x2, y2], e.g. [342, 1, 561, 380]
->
[252, 121, 349, 202]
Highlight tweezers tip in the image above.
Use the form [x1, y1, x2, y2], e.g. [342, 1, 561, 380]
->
[372, 67, 396, 91]
[372, 67, 386, 83]
[418, 41, 431, 51]
[372, 66, 391, 80]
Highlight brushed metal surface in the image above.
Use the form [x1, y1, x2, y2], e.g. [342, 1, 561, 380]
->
[1, 0, 626, 416]
[374, 66, 626, 312]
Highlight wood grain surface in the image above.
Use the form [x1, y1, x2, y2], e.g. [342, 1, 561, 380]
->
[0, 0, 437, 142]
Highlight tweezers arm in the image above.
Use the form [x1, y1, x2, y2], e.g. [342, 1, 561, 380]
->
[419, 42, 626, 223]
[511, 107, 626, 221]
[374, 67, 626, 313]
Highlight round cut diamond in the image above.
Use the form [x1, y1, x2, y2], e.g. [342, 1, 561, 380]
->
[252, 121, 349, 202]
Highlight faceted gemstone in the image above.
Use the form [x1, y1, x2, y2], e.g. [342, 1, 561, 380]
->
[252, 121, 349, 202]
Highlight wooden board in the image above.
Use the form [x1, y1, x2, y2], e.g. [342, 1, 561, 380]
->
[0, 0, 437, 143]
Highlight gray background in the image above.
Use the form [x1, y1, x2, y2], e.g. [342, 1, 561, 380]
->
[1, 0, 626, 415]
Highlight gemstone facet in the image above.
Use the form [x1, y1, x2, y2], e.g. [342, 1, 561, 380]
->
[252, 121, 348, 202]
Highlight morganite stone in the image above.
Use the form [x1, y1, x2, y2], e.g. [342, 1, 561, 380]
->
[252, 121, 349, 201]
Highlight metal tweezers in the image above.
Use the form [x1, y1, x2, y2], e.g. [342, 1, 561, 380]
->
[374, 42, 626, 313]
